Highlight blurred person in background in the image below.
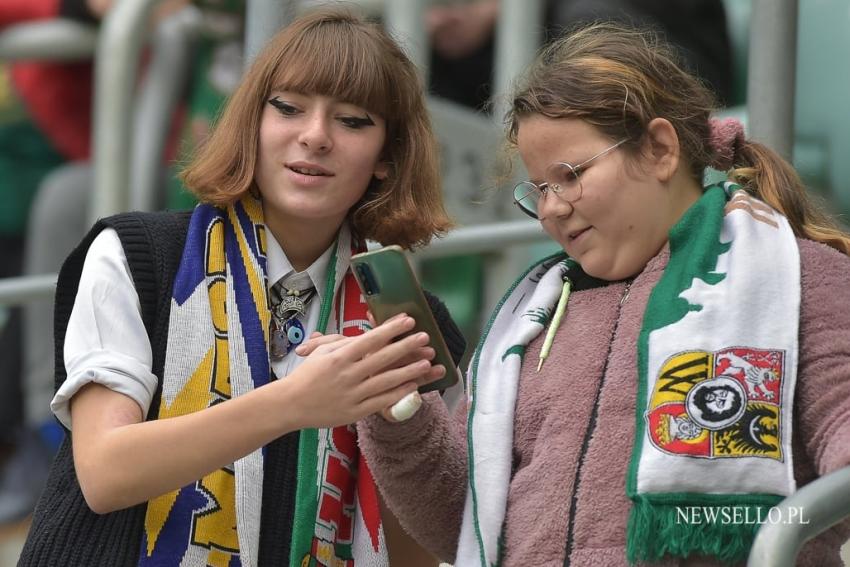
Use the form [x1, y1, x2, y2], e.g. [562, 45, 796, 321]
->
[0, 0, 246, 528]
[427, 0, 733, 111]
[0, 0, 91, 527]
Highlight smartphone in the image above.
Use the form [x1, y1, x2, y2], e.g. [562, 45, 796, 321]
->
[351, 245, 458, 393]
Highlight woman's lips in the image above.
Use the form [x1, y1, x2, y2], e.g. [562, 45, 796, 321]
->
[286, 161, 332, 176]
[285, 164, 334, 186]
[288, 166, 330, 176]
[569, 227, 590, 241]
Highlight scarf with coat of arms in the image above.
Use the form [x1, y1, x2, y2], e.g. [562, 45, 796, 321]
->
[455, 183, 800, 565]
[138, 195, 389, 567]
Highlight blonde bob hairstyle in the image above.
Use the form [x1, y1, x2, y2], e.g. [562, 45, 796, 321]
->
[181, 7, 451, 249]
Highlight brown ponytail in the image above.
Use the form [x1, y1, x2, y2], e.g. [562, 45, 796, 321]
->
[731, 142, 850, 254]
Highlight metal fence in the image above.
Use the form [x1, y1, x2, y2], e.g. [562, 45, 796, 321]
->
[0, 219, 548, 307]
[0, 0, 802, 308]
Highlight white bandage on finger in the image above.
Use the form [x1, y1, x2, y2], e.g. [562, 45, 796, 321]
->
[389, 391, 422, 422]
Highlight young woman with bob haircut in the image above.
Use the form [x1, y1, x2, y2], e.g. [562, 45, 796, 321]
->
[20, 7, 462, 567]
[183, 5, 446, 249]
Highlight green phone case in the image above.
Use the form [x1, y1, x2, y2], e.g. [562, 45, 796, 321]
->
[350, 245, 458, 393]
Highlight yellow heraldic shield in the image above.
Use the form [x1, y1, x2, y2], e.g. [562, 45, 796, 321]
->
[646, 348, 784, 460]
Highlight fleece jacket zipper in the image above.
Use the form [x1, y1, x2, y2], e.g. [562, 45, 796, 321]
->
[563, 280, 632, 566]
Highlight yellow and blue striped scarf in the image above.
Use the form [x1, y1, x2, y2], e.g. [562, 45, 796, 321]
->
[139, 195, 389, 567]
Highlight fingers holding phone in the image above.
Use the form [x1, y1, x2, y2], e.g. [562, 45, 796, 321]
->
[284, 315, 437, 428]
[365, 310, 445, 386]
[364, 311, 447, 389]
[364, 311, 443, 423]
[351, 246, 459, 395]
[294, 316, 445, 390]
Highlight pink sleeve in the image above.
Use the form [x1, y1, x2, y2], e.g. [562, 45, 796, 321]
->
[357, 392, 468, 562]
[796, 239, 850, 474]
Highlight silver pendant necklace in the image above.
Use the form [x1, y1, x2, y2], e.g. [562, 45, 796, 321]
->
[273, 287, 314, 320]
[270, 286, 316, 360]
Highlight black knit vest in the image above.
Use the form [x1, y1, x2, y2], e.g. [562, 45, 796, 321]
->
[19, 211, 466, 566]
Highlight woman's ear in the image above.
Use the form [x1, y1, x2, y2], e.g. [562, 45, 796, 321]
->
[374, 161, 390, 180]
[644, 117, 680, 183]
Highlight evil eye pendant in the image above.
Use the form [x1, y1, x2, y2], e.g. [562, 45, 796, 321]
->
[284, 318, 306, 352]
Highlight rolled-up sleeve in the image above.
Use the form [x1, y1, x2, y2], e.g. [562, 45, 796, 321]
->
[51, 228, 158, 429]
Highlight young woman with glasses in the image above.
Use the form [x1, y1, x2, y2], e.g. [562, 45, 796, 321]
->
[347, 21, 850, 566]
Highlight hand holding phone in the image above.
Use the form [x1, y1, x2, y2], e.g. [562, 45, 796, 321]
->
[351, 245, 459, 394]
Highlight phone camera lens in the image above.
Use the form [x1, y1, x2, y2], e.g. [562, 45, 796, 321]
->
[356, 264, 380, 295]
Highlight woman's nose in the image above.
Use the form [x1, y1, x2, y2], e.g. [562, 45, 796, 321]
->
[536, 190, 573, 221]
[298, 115, 333, 153]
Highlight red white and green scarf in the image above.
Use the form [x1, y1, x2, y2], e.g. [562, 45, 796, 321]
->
[458, 183, 799, 565]
[139, 195, 388, 567]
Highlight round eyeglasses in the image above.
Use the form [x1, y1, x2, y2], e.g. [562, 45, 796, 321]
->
[512, 138, 629, 219]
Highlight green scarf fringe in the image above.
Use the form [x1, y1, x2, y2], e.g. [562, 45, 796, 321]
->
[626, 493, 783, 564]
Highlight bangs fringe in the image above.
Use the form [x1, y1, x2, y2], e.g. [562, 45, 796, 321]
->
[269, 19, 395, 118]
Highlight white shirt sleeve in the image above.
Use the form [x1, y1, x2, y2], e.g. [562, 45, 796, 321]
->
[51, 228, 159, 430]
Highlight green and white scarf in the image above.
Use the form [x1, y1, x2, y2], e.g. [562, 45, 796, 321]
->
[457, 183, 800, 565]
[139, 195, 388, 567]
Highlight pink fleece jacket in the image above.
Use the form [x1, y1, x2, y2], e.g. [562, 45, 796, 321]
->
[358, 238, 850, 566]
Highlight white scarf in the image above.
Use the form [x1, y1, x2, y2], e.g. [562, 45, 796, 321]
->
[456, 184, 800, 565]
